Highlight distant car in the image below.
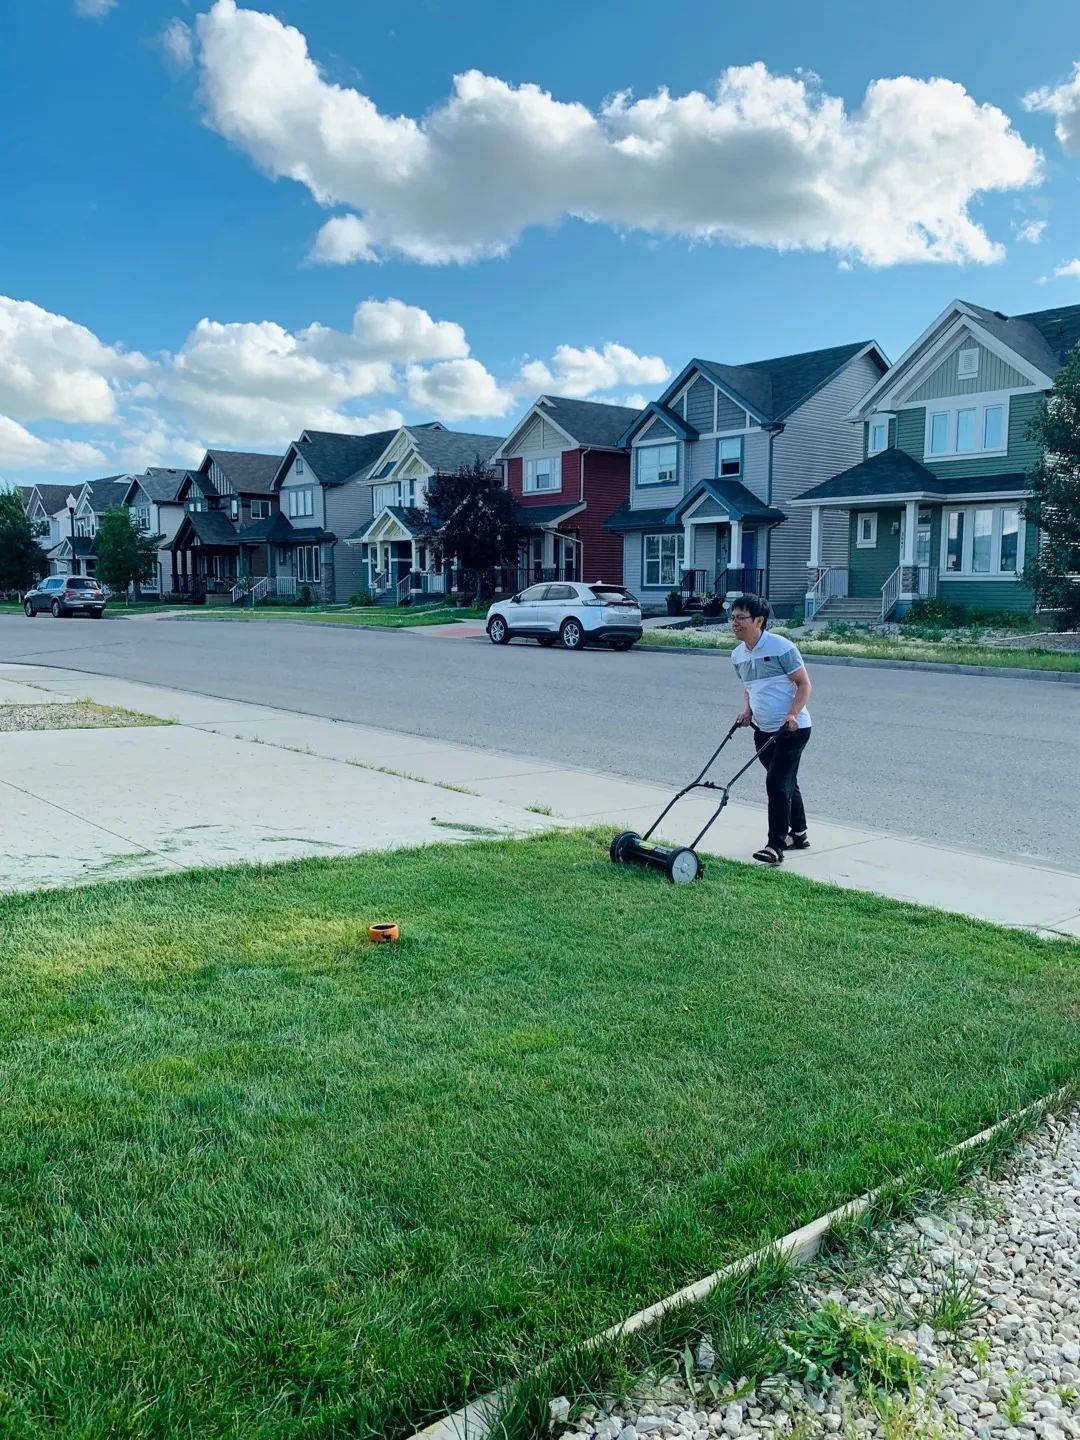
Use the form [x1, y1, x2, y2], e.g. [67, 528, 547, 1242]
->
[23, 576, 107, 619]
[486, 581, 643, 651]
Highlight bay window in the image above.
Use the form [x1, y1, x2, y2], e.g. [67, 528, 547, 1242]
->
[524, 455, 560, 493]
[942, 505, 1024, 576]
[636, 443, 678, 487]
[644, 532, 685, 587]
[925, 398, 1009, 459]
[288, 487, 315, 519]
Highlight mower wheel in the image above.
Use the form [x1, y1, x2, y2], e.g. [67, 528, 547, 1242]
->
[667, 848, 703, 885]
[609, 830, 641, 864]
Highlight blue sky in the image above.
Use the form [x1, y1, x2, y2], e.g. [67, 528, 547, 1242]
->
[2, 0, 1079, 483]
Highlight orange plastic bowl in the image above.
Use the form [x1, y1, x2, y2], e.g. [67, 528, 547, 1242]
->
[369, 922, 401, 943]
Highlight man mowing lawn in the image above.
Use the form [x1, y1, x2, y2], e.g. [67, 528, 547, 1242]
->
[731, 593, 813, 866]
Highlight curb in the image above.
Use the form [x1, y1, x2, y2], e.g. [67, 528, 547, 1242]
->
[408, 1088, 1072, 1440]
[636, 643, 1080, 684]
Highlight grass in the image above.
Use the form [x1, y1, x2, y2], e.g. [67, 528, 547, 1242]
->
[640, 626, 1080, 672]
[202, 604, 489, 628]
[0, 829, 1078, 1438]
[0, 701, 170, 732]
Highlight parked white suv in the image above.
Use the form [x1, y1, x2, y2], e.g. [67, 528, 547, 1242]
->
[486, 582, 643, 651]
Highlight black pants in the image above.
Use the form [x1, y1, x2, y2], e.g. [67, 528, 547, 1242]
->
[754, 727, 811, 849]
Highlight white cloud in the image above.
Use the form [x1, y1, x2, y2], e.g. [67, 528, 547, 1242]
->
[1015, 219, 1047, 244]
[0, 416, 106, 471]
[621, 394, 649, 410]
[74, 0, 116, 16]
[0, 297, 150, 424]
[406, 360, 512, 421]
[1054, 258, 1080, 278]
[1024, 64, 1080, 154]
[195, 0, 1042, 268]
[518, 342, 669, 398]
[350, 299, 468, 361]
[160, 19, 195, 73]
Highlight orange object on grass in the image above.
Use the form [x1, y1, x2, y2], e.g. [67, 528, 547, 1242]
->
[369, 923, 401, 943]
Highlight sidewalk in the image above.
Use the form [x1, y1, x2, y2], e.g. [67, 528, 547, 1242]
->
[2, 662, 1078, 936]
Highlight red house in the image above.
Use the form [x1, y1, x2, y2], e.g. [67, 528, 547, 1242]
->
[494, 396, 641, 587]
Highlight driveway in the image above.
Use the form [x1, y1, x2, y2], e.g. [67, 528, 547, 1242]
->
[1, 612, 1076, 864]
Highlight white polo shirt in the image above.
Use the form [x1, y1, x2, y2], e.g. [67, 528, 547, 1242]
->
[731, 631, 811, 733]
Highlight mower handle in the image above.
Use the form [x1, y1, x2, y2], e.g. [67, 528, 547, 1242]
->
[640, 726, 783, 845]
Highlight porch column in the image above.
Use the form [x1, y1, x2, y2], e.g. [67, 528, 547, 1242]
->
[808, 506, 822, 569]
[682, 521, 692, 584]
[899, 498, 918, 609]
[727, 518, 742, 593]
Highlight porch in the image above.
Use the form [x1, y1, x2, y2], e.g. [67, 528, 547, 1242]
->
[354, 507, 449, 606]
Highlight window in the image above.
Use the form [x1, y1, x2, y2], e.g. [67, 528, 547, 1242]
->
[277, 546, 289, 565]
[636, 444, 678, 487]
[924, 399, 1009, 458]
[133, 505, 151, 531]
[524, 455, 561, 493]
[288, 487, 314, 519]
[971, 508, 993, 572]
[230, 498, 240, 520]
[188, 497, 206, 513]
[957, 346, 980, 379]
[946, 511, 965, 571]
[295, 457, 304, 475]
[373, 484, 400, 511]
[518, 584, 549, 603]
[999, 508, 1020, 572]
[250, 500, 271, 520]
[856, 512, 878, 548]
[544, 584, 576, 602]
[644, 533, 685, 587]
[942, 505, 1024, 577]
[868, 420, 889, 455]
[718, 437, 743, 478]
[297, 545, 321, 583]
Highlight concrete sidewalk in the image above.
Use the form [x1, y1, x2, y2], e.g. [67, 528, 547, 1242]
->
[2, 662, 1078, 936]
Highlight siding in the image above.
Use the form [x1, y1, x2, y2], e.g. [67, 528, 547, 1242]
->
[279, 457, 326, 529]
[690, 439, 717, 484]
[629, 439, 684, 510]
[638, 414, 677, 442]
[513, 414, 572, 454]
[847, 507, 902, 597]
[715, 391, 747, 431]
[578, 449, 630, 584]
[325, 482, 374, 602]
[507, 449, 577, 507]
[896, 392, 1043, 479]
[691, 525, 718, 572]
[209, 461, 234, 496]
[685, 376, 715, 432]
[768, 350, 884, 614]
[907, 339, 1029, 403]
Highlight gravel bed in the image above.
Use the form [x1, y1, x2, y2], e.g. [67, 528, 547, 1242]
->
[551, 1105, 1080, 1440]
[0, 702, 166, 732]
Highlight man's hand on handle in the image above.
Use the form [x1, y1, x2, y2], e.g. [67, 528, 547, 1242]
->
[735, 709, 753, 728]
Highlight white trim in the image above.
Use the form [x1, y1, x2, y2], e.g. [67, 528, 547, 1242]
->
[523, 452, 562, 494]
[634, 440, 679, 488]
[867, 413, 893, 455]
[938, 502, 1026, 578]
[490, 402, 577, 461]
[957, 345, 980, 379]
[855, 512, 878, 548]
[923, 393, 1010, 461]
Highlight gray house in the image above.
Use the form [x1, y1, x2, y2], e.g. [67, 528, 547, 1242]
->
[606, 342, 889, 616]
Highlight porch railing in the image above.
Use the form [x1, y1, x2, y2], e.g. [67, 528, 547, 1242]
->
[372, 570, 390, 594]
[881, 566, 902, 623]
[416, 571, 448, 595]
[805, 565, 849, 619]
[716, 567, 764, 598]
[679, 569, 710, 603]
[397, 574, 411, 605]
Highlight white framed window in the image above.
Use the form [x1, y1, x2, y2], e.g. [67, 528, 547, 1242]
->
[277, 546, 289, 565]
[297, 545, 321, 584]
[643, 532, 685, 587]
[957, 346, 980, 379]
[230, 498, 240, 520]
[717, 437, 743, 478]
[288, 487, 315, 519]
[868, 418, 889, 455]
[524, 455, 561, 493]
[250, 500, 271, 520]
[373, 483, 400, 512]
[133, 505, 151, 531]
[295, 457, 304, 475]
[941, 505, 1025, 577]
[856, 512, 878, 548]
[924, 397, 1009, 459]
[636, 443, 678, 487]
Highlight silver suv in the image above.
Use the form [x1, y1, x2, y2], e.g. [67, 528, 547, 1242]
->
[486, 582, 643, 651]
[23, 576, 107, 618]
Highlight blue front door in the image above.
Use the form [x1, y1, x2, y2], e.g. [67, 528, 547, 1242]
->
[741, 530, 756, 569]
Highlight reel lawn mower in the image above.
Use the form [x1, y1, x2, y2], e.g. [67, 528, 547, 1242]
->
[609, 722, 780, 884]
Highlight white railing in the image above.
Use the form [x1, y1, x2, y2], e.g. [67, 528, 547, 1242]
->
[372, 570, 390, 594]
[270, 576, 297, 599]
[229, 581, 247, 605]
[250, 577, 271, 604]
[397, 574, 411, 605]
[881, 566, 902, 622]
[419, 571, 447, 594]
[805, 565, 848, 619]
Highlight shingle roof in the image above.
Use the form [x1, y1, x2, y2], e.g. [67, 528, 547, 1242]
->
[48, 536, 97, 558]
[168, 510, 242, 548]
[793, 449, 1031, 504]
[512, 501, 584, 529]
[289, 430, 401, 487]
[619, 402, 698, 447]
[407, 426, 505, 474]
[602, 502, 682, 533]
[206, 450, 285, 496]
[131, 469, 193, 504]
[668, 481, 786, 525]
[32, 484, 75, 515]
[236, 512, 337, 545]
[961, 300, 1080, 376]
[87, 477, 132, 513]
[694, 341, 874, 424]
[535, 396, 644, 448]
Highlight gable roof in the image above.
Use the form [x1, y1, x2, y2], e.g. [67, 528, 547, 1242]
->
[791, 448, 1031, 505]
[86, 476, 132, 513]
[204, 450, 284, 496]
[165, 510, 242, 549]
[668, 480, 786, 526]
[278, 429, 401, 489]
[406, 426, 505, 475]
[495, 396, 645, 458]
[30, 483, 76, 516]
[126, 469, 194, 505]
[617, 401, 697, 447]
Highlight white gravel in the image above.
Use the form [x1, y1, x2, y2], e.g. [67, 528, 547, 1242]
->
[551, 1105, 1080, 1440]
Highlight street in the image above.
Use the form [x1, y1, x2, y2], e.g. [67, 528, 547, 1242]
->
[0, 612, 1076, 865]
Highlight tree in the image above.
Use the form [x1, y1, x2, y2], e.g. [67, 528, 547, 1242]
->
[94, 508, 162, 598]
[0, 489, 45, 595]
[417, 458, 521, 606]
[1025, 342, 1080, 629]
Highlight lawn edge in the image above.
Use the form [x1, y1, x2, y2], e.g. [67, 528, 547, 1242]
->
[637, 641, 1080, 683]
[408, 1082, 1077, 1440]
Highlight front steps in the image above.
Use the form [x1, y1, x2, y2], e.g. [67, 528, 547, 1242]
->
[815, 597, 884, 625]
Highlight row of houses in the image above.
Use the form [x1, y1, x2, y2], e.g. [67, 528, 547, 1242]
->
[22, 296, 1080, 621]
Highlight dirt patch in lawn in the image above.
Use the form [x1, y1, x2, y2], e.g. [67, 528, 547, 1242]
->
[0, 702, 171, 733]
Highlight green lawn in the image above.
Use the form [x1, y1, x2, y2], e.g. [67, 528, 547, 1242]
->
[204, 604, 488, 628]
[641, 626, 1080, 672]
[1, 831, 1077, 1438]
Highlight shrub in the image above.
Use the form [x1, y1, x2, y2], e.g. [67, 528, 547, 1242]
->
[297, 585, 311, 608]
[348, 591, 374, 607]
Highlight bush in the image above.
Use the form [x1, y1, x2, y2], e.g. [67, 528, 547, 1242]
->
[297, 585, 311, 608]
[348, 591, 374, 607]
[905, 597, 965, 627]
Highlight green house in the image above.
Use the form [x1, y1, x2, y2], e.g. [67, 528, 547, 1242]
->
[792, 299, 1080, 621]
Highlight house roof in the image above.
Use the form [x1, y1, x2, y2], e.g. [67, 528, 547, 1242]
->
[350, 505, 431, 543]
[406, 426, 505, 474]
[691, 341, 876, 425]
[86, 477, 131, 513]
[205, 450, 284, 496]
[234, 512, 296, 544]
[32, 484, 76, 515]
[618, 402, 698, 447]
[284, 429, 401, 488]
[129, 469, 193, 504]
[960, 300, 1080, 376]
[535, 396, 644, 448]
[792, 448, 1031, 505]
[166, 510, 242, 549]
[512, 501, 585, 529]
[48, 536, 97, 558]
[668, 480, 787, 525]
[602, 502, 682, 533]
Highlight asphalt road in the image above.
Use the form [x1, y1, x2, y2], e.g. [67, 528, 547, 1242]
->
[1, 612, 1077, 864]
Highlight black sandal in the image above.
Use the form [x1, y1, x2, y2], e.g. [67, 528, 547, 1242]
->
[753, 845, 784, 865]
[784, 831, 810, 850]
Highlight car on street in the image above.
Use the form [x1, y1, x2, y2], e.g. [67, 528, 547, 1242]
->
[486, 581, 643, 650]
[23, 576, 107, 618]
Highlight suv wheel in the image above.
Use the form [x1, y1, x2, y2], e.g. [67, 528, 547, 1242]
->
[487, 615, 510, 645]
[560, 618, 586, 651]
[23, 599, 35, 617]
[50, 599, 65, 618]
